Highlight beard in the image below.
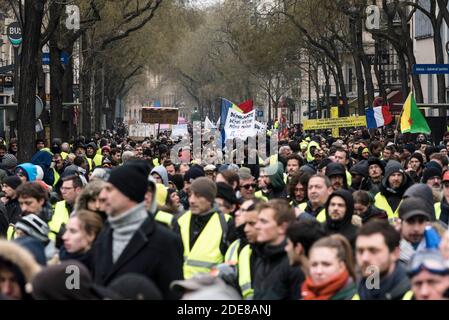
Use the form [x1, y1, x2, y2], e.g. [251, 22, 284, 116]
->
[432, 188, 443, 203]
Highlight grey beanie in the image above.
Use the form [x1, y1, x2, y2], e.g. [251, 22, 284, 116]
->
[190, 177, 217, 204]
[2, 154, 18, 170]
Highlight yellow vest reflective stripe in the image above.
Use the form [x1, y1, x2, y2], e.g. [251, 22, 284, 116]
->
[283, 173, 288, 184]
[298, 202, 326, 223]
[238, 244, 253, 300]
[61, 152, 68, 160]
[93, 154, 103, 167]
[155, 210, 174, 228]
[178, 211, 231, 279]
[152, 158, 160, 167]
[49, 200, 70, 241]
[53, 168, 60, 187]
[254, 191, 268, 202]
[224, 239, 241, 264]
[402, 290, 413, 300]
[96, 148, 102, 155]
[374, 193, 401, 222]
[7, 225, 14, 240]
[435, 202, 441, 220]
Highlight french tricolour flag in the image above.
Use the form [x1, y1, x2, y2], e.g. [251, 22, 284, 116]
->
[366, 106, 393, 129]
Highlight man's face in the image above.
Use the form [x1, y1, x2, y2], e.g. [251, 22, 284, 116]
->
[215, 198, 234, 215]
[112, 152, 121, 163]
[36, 141, 45, 150]
[369, 164, 382, 180]
[18, 196, 45, 215]
[285, 238, 302, 266]
[0, 149, 6, 158]
[0, 267, 22, 300]
[61, 180, 81, 205]
[401, 215, 429, 245]
[426, 176, 442, 190]
[308, 177, 332, 207]
[258, 173, 269, 189]
[135, 146, 143, 157]
[443, 181, 449, 200]
[2, 184, 16, 199]
[166, 164, 176, 176]
[334, 151, 348, 166]
[388, 172, 403, 189]
[54, 154, 63, 169]
[294, 182, 305, 202]
[280, 147, 292, 158]
[383, 148, 392, 160]
[408, 158, 421, 171]
[356, 233, 398, 278]
[328, 196, 347, 221]
[243, 206, 259, 244]
[99, 183, 135, 217]
[75, 148, 85, 157]
[255, 208, 285, 246]
[240, 178, 256, 200]
[86, 147, 95, 157]
[10, 144, 18, 152]
[189, 192, 212, 215]
[330, 175, 344, 191]
[412, 270, 449, 300]
[151, 173, 163, 185]
[287, 159, 300, 175]
[180, 164, 189, 176]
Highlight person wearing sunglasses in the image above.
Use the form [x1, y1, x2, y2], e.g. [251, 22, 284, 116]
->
[407, 249, 449, 300]
[238, 169, 260, 201]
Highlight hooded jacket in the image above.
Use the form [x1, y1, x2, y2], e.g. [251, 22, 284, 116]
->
[349, 160, 372, 192]
[402, 183, 436, 221]
[266, 162, 287, 199]
[151, 166, 169, 187]
[16, 163, 38, 182]
[31, 150, 55, 186]
[324, 190, 358, 246]
[0, 240, 41, 299]
[378, 160, 413, 214]
[326, 162, 348, 190]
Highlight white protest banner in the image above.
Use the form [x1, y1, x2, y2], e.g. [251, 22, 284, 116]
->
[171, 124, 189, 138]
[255, 121, 266, 133]
[224, 109, 256, 140]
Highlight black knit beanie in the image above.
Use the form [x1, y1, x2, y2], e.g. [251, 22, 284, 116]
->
[108, 161, 150, 203]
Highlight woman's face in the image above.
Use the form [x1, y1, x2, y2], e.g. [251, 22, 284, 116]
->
[309, 247, 345, 285]
[170, 192, 180, 206]
[62, 217, 94, 254]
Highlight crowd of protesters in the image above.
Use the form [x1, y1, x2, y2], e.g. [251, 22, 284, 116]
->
[0, 124, 448, 300]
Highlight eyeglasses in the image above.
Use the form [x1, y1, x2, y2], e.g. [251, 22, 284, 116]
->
[408, 251, 449, 277]
[241, 184, 256, 190]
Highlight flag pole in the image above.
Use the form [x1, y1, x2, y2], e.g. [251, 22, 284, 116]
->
[393, 92, 409, 145]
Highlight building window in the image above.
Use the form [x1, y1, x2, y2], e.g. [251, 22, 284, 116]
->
[415, 0, 433, 39]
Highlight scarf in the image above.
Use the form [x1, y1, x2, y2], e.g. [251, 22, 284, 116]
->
[301, 269, 350, 300]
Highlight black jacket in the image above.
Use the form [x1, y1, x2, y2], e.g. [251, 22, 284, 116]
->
[361, 205, 388, 224]
[379, 160, 414, 213]
[5, 198, 22, 224]
[325, 190, 358, 247]
[252, 241, 305, 300]
[92, 215, 184, 299]
[0, 205, 7, 238]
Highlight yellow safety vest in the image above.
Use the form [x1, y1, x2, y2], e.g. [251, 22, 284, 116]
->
[177, 211, 231, 279]
[87, 157, 93, 171]
[61, 152, 68, 160]
[298, 202, 326, 223]
[254, 191, 268, 202]
[374, 193, 401, 222]
[53, 168, 60, 187]
[93, 154, 103, 167]
[152, 158, 160, 167]
[346, 170, 352, 188]
[434, 202, 442, 221]
[238, 244, 254, 300]
[49, 200, 70, 241]
[224, 239, 241, 264]
[155, 210, 175, 229]
[7, 224, 14, 240]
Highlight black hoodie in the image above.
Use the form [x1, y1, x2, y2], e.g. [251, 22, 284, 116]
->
[325, 190, 358, 247]
[326, 162, 348, 190]
[379, 160, 414, 214]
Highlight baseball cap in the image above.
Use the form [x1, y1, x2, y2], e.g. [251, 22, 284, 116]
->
[398, 198, 431, 221]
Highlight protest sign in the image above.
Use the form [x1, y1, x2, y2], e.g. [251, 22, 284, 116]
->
[224, 109, 256, 140]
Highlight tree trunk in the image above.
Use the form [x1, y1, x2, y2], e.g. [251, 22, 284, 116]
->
[63, 43, 74, 140]
[49, 24, 64, 141]
[17, 0, 46, 162]
[334, 60, 348, 116]
[81, 34, 92, 137]
[357, 18, 375, 109]
[350, 18, 366, 115]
